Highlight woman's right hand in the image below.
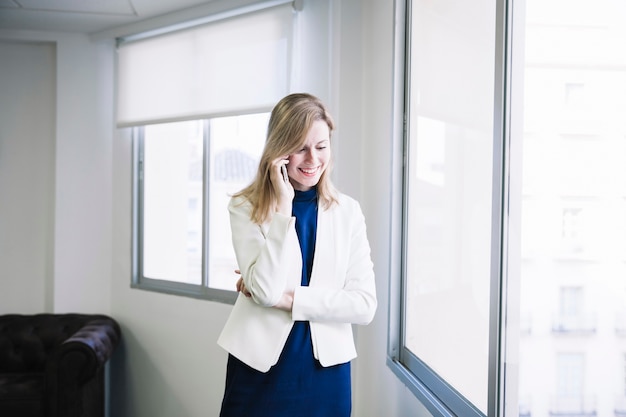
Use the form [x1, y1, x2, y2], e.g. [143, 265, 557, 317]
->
[270, 156, 294, 216]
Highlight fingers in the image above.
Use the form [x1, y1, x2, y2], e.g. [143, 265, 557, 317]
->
[235, 277, 251, 298]
[274, 155, 290, 166]
[271, 157, 290, 183]
[270, 157, 294, 216]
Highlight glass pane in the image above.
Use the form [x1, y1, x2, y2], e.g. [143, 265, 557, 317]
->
[404, 0, 496, 413]
[513, 0, 626, 416]
[207, 113, 269, 291]
[143, 120, 203, 284]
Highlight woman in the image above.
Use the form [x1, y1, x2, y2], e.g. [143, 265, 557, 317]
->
[217, 93, 377, 417]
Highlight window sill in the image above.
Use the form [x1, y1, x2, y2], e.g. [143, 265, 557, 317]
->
[131, 278, 237, 304]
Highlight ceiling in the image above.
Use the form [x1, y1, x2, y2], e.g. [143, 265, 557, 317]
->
[0, 0, 216, 34]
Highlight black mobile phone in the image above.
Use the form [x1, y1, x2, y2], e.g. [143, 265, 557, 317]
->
[281, 165, 289, 182]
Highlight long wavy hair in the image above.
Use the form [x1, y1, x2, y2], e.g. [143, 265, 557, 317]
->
[233, 93, 338, 224]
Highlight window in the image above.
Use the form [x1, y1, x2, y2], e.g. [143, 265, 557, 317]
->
[120, 1, 296, 301]
[140, 120, 205, 286]
[554, 353, 586, 413]
[564, 82, 585, 108]
[554, 286, 595, 334]
[558, 287, 583, 320]
[391, 0, 626, 416]
[389, 0, 499, 415]
[133, 114, 268, 300]
[561, 207, 583, 252]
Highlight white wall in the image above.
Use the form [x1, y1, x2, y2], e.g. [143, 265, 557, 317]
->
[347, 1, 433, 416]
[0, 40, 55, 313]
[0, 0, 436, 415]
[109, 126, 233, 415]
[52, 33, 114, 314]
[0, 30, 114, 314]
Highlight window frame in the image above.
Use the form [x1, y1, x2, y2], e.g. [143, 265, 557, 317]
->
[387, 0, 511, 416]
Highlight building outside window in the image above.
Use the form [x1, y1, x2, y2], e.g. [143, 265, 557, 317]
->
[516, 1, 626, 415]
[393, 0, 626, 416]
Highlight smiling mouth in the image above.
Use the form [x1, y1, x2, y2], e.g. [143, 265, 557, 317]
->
[299, 167, 319, 176]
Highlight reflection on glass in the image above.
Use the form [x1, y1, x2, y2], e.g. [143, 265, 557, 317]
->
[404, 0, 495, 413]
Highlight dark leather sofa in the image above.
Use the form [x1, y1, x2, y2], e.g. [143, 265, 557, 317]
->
[0, 313, 121, 417]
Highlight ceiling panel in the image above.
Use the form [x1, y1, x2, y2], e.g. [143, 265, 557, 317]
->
[0, 0, 216, 34]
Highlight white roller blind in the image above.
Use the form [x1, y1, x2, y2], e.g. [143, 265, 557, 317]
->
[117, 4, 294, 127]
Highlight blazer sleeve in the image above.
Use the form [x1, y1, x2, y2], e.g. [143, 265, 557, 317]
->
[291, 198, 377, 325]
[228, 196, 298, 307]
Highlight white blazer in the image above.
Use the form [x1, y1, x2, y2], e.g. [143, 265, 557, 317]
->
[217, 192, 377, 372]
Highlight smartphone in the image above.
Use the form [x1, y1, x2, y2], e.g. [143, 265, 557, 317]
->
[281, 164, 289, 182]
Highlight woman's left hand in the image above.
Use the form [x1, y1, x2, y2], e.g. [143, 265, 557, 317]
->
[235, 269, 293, 312]
[272, 291, 294, 312]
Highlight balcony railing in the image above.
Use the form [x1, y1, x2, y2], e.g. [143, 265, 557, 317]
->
[519, 397, 532, 417]
[552, 314, 597, 335]
[549, 395, 596, 416]
[615, 395, 626, 417]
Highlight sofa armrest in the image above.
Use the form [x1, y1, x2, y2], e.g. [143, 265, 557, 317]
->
[53, 316, 121, 384]
[45, 316, 122, 417]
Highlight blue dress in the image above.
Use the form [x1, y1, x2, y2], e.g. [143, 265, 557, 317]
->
[220, 188, 351, 417]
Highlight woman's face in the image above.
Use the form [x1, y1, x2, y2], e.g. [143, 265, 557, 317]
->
[286, 120, 331, 191]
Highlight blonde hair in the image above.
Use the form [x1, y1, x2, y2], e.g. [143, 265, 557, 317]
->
[234, 93, 338, 224]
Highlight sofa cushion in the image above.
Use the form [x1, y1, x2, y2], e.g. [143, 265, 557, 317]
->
[0, 373, 44, 416]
